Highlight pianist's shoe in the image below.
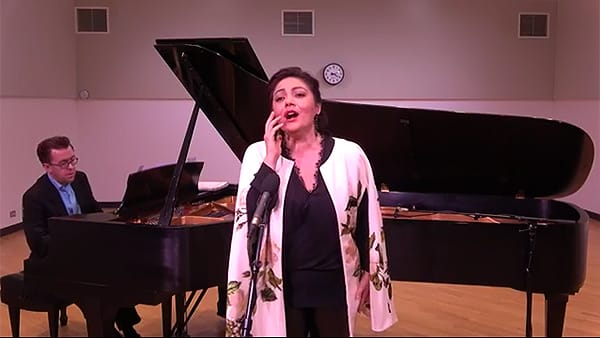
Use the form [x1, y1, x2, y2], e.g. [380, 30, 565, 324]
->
[121, 326, 141, 337]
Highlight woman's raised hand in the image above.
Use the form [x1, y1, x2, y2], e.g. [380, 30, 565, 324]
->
[263, 111, 283, 169]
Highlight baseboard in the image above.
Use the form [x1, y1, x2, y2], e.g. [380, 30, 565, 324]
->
[588, 210, 600, 221]
[0, 222, 23, 236]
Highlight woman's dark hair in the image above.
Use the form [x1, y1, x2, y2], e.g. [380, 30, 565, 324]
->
[37, 136, 73, 164]
[266, 66, 329, 135]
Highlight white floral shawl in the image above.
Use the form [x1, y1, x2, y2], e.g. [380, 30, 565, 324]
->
[225, 137, 398, 336]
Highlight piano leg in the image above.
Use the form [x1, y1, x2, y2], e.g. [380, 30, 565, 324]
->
[76, 299, 121, 337]
[162, 292, 207, 337]
[545, 293, 569, 337]
[162, 298, 173, 337]
[174, 293, 187, 337]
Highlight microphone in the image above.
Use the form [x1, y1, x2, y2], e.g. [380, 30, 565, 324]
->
[247, 174, 279, 262]
[242, 174, 279, 337]
[250, 191, 273, 228]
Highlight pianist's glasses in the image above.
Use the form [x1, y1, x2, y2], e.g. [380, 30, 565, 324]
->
[48, 156, 79, 169]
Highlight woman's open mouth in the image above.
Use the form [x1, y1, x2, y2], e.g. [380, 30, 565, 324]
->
[285, 111, 299, 120]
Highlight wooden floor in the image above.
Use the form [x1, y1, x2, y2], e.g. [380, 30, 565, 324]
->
[1, 220, 599, 337]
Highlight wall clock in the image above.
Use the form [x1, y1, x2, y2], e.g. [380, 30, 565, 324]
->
[322, 62, 344, 86]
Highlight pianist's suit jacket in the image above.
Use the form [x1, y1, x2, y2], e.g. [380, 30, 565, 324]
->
[22, 171, 102, 259]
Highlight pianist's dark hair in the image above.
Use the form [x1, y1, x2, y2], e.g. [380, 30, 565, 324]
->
[37, 136, 74, 164]
[267, 66, 330, 136]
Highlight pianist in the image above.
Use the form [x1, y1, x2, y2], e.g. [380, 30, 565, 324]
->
[225, 67, 398, 336]
[22, 136, 142, 337]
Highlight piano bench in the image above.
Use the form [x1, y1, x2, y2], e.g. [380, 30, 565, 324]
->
[0, 272, 70, 337]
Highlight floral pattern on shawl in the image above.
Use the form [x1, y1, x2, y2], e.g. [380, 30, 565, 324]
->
[344, 179, 394, 315]
[342, 181, 362, 279]
[225, 138, 397, 337]
[226, 193, 284, 336]
[368, 229, 393, 300]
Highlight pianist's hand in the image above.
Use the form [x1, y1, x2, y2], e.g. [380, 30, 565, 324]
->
[264, 111, 283, 170]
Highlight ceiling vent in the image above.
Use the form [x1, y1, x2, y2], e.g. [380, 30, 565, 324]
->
[75, 7, 109, 33]
[282, 10, 314, 36]
[518, 13, 549, 38]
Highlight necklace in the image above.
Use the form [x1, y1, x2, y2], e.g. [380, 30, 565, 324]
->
[283, 135, 324, 192]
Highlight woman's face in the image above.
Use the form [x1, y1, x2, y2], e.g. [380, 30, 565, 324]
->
[271, 76, 320, 135]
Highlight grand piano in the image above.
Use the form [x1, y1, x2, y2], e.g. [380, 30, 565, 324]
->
[24, 37, 594, 337]
[24, 162, 237, 336]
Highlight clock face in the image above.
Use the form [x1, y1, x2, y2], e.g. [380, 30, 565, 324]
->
[323, 63, 344, 85]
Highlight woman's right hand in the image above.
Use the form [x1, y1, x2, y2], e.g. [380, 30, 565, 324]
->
[263, 111, 283, 169]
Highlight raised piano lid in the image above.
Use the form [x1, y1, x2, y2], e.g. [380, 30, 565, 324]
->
[114, 161, 204, 219]
[154, 37, 594, 199]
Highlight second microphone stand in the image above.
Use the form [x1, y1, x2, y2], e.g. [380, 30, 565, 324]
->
[241, 208, 271, 337]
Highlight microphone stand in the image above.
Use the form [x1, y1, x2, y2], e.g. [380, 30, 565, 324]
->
[241, 208, 271, 337]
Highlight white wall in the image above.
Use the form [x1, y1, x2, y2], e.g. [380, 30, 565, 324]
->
[71, 0, 563, 100]
[0, 0, 76, 98]
[0, 0, 3, 220]
[3, 97, 596, 229]
[350, 99, 599, 213]
[73, 99, 599, 214]
[552, 101, 600, 212]
[1, 0, 598, 228]
[554, 0, 600, 99]
[0, 0, 79, 227]
[75, 100, 240, 202]
[0, 99, 79, 226]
